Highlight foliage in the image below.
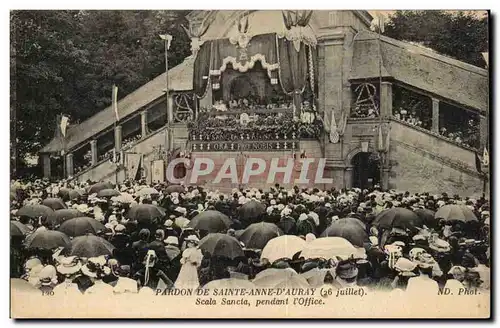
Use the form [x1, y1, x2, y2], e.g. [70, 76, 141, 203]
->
[383, 10, 488, 67]
[11, 10, 191, 174]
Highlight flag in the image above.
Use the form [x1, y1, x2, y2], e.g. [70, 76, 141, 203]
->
[376, 125, 384, 152]
[376, 13, 385, 33]
[127, 153, 142, 180]
[339, 109, 348, 136]
[482, 147, 489, 167]
[60, 115, 69, 137]
[112, 85, 119, 122]
[475, 152, 483, 173]
[329, 110, 339, 144]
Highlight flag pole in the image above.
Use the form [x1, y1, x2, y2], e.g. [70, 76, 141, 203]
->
[377, 13, 385, 190]
[160, 34, 172, 165]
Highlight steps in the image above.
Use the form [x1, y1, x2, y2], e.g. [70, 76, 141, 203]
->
[388, 119, 484, 197]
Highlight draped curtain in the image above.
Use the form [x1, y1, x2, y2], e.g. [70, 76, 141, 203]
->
[193, 42, 211, 98]
[209, 33, 279, 80]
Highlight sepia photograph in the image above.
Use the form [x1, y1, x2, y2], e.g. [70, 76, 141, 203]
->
[9, 9, 491, 319]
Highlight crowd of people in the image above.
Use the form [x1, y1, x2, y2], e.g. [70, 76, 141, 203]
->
[10, 178, 490, 296]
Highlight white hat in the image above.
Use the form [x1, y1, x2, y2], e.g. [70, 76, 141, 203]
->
[81, 256, 110, 278]
[38, 265, 58, 286]
[164, 219, 174, 227]
[56, 256, 82, 275]
[164, 236, 179, 245]
[185, 235, 200, 243]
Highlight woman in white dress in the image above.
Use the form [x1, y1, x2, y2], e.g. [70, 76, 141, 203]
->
[174, 235, 203, 289]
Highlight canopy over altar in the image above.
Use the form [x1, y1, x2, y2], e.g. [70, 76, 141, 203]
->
[191, 10, 319, 111]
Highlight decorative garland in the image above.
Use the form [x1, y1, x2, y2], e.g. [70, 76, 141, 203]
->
[210, 53, 280, 80]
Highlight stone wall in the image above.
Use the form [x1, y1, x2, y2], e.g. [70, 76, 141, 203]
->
[389, 142, 483, 197]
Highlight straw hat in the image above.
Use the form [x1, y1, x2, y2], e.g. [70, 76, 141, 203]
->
[56, 256, 82, 275]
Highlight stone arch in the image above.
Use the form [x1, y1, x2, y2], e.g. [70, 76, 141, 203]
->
[345, 147, 363, 167]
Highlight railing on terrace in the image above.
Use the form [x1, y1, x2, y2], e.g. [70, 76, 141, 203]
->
[188, 108, 323, 142]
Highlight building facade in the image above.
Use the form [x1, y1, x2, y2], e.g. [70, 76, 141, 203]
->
[39, 10, 489, 197]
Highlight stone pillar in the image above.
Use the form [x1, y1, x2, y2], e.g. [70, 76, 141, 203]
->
[42, 154, 51, 179]
[344, 167, 353, 189]
[167, 94, 174, 124]
[380, 82, 393, 118]
[114, 125, 122, 152]
[432, 98, 440, 133]
[479, 114, 488, 150]
[66, 153, 74, 178]
[141, 110, 148, 138]
[90, 140, 98, 166]
[381, 168, 390, 191]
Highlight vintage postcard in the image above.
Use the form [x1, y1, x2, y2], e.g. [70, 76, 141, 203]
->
[10, 9, 490, 319]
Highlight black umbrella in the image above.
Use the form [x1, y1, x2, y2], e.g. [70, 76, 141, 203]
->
[11, 221, 30, 237]
[239, 222, 283, 249]
[58, 217, 106, 237]
[48, 209, 83, 227]
[414, 208, 438, 229]
[87, 182, 114, 195]
[277, 216, 297, 235]
[189, 210, 232, 233]
[198, 233, 244, 259]
[17, 204, 54, 220]
[58, 188, 83, 201]
[435, 204, 478, 223]
[126, 204, 166, 223]
[42, 198, 67, 210]
[321, 218, 368, 247]
[373, 207, 423, 231]
[97, 189, 120, 198]
[238, 200, 266, 223]
[69, 235, 115, 258]
[165, 184, 185, 194]
[25, 230, 71, 250]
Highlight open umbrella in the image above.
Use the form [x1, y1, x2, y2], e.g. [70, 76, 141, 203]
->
[300, 237, 366, 260]
[69, 235, 115, 258]
[373, 207, 423, 231]
[198, 233, 244, 259]
[48, 209, 83, 227]
[25, 230, 71, 250]
[435, 204, 478, 223]
[87, 182, 114, 194]
[239, 222, 283, 249]
[203, 278, 255, 290]
[58, 217, 106, 237]
[165, 184, 185, 194]
[11, 221, 30, 237]
[111, 193, 135, 204]
[238, 200, 266, 222]
[126, 204, 166, 223]
[175, 217, 190, 229]
[320, 218, 368, 247]
[17, 204, 54, 220]
[253, 268, 309, 288]
[58, 188, 83, 201]
[414, 208, 438, 228]
[277, 216, 297, 235]
[97, 189, 120, 198]
[261, 235, 306, 263]
[189, 210, 232, 233]
[42, 198, 67, 210]
[136, 187, 159, 197]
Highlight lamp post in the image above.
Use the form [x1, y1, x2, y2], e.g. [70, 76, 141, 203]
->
[160, 34, 173, 158]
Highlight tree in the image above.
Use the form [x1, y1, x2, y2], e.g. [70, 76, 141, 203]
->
[11, 10, 191, 175]
[383, 11, 488, 67]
